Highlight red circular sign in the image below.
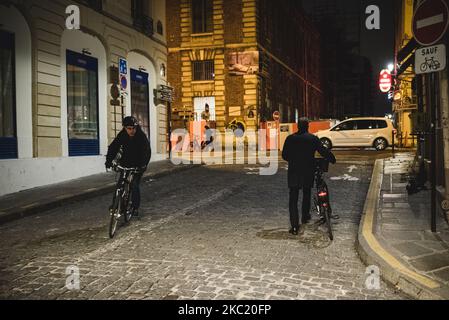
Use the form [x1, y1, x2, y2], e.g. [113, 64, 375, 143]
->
[273, 111, 280, 121]
[379, 69, 392, 93]
[413, 0, 449, 46]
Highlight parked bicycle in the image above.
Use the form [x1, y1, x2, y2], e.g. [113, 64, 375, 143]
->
[108, 164, 141, 238]
[420, 57, 441, 73]
[312, 158, 339, 241]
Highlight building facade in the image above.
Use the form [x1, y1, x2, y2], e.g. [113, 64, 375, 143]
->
[166, 0, 324, 134]
[0, 0, 169, 196]
[394, 0, 449, 224]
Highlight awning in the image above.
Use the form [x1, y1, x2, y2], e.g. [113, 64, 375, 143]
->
[397, 38, 418, 63]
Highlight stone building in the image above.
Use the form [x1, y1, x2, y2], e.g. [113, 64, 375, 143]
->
[166, 0, 324, 133]
[0, 0, 168, 196]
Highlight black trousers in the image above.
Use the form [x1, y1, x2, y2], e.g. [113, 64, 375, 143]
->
[289, 187, 312, 229]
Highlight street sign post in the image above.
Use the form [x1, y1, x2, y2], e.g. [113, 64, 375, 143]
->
[415, 44, 446, 74]
[413, 0, 449, 46]
[379, 69, 392, 93]
[119, 58, 128, 91]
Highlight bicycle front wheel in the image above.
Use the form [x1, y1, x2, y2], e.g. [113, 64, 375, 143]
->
[322, 206, 333, 241]
[109, 195, 121, 238]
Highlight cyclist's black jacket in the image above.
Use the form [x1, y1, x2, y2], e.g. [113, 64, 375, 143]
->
[106, 126, 151, 168]
[282, 131, 336, 189]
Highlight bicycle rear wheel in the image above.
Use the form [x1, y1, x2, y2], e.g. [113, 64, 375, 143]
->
[322, 206, 333, 241]
[109, 195, 121, 238]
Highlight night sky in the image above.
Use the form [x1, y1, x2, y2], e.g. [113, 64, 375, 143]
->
[302, 0, 395, 116]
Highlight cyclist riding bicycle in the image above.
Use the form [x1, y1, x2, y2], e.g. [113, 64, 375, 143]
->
[105, 116, 151, 218]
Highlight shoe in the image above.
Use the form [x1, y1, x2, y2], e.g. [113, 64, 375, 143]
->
[289, 228, 299, 236]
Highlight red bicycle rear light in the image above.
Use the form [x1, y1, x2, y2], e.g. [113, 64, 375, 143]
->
[319, 192, 327, 197]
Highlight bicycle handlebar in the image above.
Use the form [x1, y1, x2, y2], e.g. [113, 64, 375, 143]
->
[113, 165, 140, 172]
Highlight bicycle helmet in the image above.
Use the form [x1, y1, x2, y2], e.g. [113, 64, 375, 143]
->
[123, 116, 139, 127]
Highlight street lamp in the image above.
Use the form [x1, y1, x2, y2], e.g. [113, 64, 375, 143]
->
[388, 63, 395, 73]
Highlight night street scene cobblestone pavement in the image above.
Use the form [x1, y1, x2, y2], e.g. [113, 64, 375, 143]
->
[0, 152, 407, 300]
[3, 0, 449, 307]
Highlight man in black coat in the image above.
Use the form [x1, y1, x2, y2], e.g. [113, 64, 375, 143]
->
[105, 116, 151, 217]
[282, 118, 336, 235]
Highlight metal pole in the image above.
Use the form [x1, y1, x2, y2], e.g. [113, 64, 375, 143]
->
[168, 100, 172, 159]
[430, 73, 437, 233]
[392, 130, 395, 158]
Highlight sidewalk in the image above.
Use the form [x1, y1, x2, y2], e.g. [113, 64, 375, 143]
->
[0, 160, 199, 225]
[358, 153, 449, 299]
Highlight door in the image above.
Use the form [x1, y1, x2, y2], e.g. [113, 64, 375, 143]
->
[354, 120, 376, 146]
[329, 120, 356, 146]
[193, 97, 215, 122]
[130, 69, 150, 139]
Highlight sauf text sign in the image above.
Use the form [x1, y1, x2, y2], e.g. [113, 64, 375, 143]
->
[415, 44, 447, 74]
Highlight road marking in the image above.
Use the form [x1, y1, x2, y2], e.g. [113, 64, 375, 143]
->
[348, 165, 357, 173]
[417, 14, 444, 29]
[330, 174, 360, 181]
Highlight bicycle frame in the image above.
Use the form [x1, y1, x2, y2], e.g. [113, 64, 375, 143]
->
[108, 165, 140, 238]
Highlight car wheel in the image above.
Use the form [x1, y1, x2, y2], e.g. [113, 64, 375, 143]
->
[374, 138, 388, 151]
[320, 138, 332, 150]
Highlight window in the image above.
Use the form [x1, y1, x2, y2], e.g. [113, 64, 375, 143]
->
[132, 0, 154, 37]
[192, 60, 214, 81]
[356, 120, 375, 130]
[79, 0, 103, 11]
[192, 0, 213, 34]
[157, 21, 163, 35]
[131, 69, 150, 139]
[0, 30, 17, 159]
[66, 50, 99, 156]
[333, 121, 355, 131]
[375, 120, 388, 129]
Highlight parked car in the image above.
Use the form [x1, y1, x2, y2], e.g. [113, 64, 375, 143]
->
[315, 117, 396, 151]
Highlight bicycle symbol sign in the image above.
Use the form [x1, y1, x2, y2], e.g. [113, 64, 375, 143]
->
[415, 44, 446, 74]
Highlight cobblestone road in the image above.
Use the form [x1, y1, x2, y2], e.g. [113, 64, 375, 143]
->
[0, 152, 407, 300]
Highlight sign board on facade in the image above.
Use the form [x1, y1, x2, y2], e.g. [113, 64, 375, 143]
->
[415, 44, 447, 74]
[412, 0, 449, 46]
[119, 58, 128, 75]
[157, 84, 174, 102]
[119, 58, 128, 92]
[379, 69, 392, 93]
[228, 51, 259, 76]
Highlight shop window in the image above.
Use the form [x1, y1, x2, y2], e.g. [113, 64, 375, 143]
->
[0, 30, 17, 159]
[66, 50, 100, 156]
[192, 0, 213, 34]
[192, 60, 214, 81]
[131, 69, 150, 139]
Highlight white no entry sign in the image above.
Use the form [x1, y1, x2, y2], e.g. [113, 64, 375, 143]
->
[379, 69, 392, 93]
[415, 44, 447, 74]
[413, 0, 449, 46]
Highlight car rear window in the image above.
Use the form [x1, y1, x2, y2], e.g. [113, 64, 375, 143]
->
[375, 120, 388, 129]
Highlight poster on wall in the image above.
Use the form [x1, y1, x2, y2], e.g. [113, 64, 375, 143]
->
[228, 51, 259, 76]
